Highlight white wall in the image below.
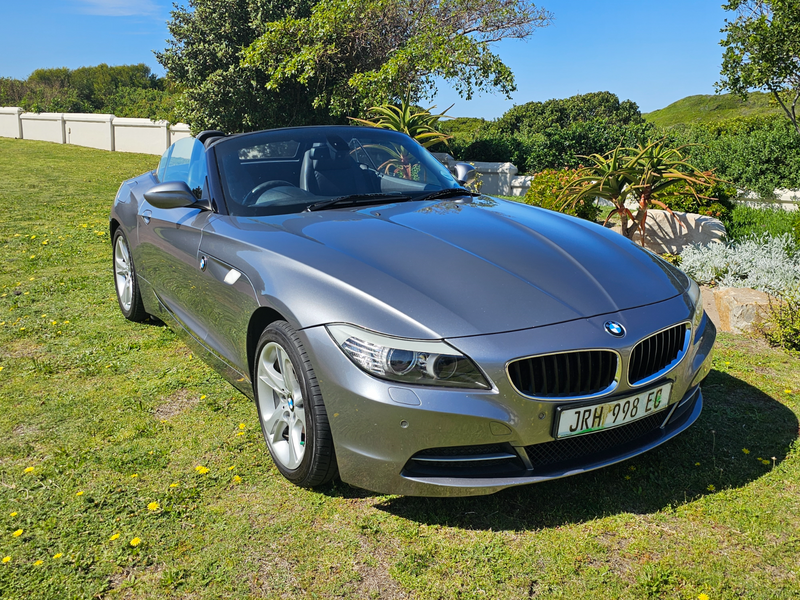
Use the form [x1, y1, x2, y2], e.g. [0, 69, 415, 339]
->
[0, 107, 190, 155]
[0, 107, 22, 138]
[20, 112, 65, 144]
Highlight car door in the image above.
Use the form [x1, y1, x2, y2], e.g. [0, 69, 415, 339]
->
[137, 137, 213, 341]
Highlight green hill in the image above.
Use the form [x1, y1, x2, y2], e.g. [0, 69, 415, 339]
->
[644, 92, 783, 127]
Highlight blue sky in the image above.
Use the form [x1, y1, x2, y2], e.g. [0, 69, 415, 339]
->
[1, 0, 731, 119]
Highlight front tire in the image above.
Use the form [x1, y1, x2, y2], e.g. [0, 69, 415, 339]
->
[254, 321, 337, 487]
[112, 229, 148, 322]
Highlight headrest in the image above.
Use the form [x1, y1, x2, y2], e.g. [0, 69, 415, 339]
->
[309, 146, 330, 160]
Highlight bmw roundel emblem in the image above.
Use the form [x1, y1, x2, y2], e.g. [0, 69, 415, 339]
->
[199, 256, 207, 271]
[604, 321, 626, 337]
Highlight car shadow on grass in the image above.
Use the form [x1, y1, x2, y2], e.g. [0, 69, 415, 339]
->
[366, 369, 798, 531]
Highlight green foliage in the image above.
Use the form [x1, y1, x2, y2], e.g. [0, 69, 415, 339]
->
[523, 168, 600, 221]
[723, 205, 800, 245]
[495, 91, 644, 135]
[762, 292, 800, 354]
[157, 0, 329, 133]
[349, 95, 452, 148]
[666, 115, 800, 198]
[0, 64, 172, 120]
[241, 0, 552, 119]
[718, 0, 800, 133]
[445, 92, 652, 174]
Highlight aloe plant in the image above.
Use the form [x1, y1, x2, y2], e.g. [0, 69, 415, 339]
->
[559, 139, 723, 244]
[349, 92, 453, 148]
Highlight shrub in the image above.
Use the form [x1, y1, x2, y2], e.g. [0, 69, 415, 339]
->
[523, 168, 600, 221]
[761, 291, 800, 354]
[722, 205, 800, 246]
[679, 234, 800, 300]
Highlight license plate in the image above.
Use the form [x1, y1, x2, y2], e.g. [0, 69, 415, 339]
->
[555, 382, 672, 439]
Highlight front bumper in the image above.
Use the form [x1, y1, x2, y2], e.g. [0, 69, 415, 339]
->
[299, 294, 716, 497]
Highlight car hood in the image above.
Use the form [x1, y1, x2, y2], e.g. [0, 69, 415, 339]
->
[213, 197, 687, 338]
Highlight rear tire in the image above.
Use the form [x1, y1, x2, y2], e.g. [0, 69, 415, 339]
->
[254, 321, 338, 487]
[113, 229, 148, 322]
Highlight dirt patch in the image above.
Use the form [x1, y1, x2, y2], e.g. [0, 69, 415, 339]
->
[249, 546, 305, 598]
[11, 424, 38, 437]
[1, 339, 43, 360]
[106, 564, 165, 598]
[351, 541, 408, 599]
[153, 389, 200, 420]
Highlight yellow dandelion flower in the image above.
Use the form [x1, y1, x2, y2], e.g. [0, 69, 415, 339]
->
[236, 431, 244, 436]
[76, 491, 84, 496]
[195, 465, 209, 474]
[629, 466, 636, 471]
[624, 475, 631, 480]
[698, 594, 710, 600]
[63, 320, 69, 324]
[695, 462, 701, 466]
[34, 560, 43, 566]
[233, 475, 242, 484]
[129, 537, 141, 547]
[147, 502, 159, 511]
[12, 529, 22, 537]
[707, 484, 715, 492]
[238, 423, 246, 430]
[52, 553, 62, 559]
[9, 512, 17, 517]
[742, 448, 750, 454]
[29, 255, 35, 259]
[200, 394, 206, 400]
[785, 389, 793, 394]
[228, 466, 235, 471]
[130, 474, 138, 478]
[2, 556, 10, 563]
[169, 483, 179, 488]
[30, 235, 36, 240]
[761, 458, 770, 465]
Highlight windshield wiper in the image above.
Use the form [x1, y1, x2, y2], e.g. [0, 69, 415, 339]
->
[304, 192, 412, 212]
[416, 188, 480, 202]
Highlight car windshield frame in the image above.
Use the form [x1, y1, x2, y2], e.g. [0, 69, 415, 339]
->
[212, 126, 462, 217]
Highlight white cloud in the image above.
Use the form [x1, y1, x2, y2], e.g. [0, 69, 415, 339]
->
[76, 0, 162, 17]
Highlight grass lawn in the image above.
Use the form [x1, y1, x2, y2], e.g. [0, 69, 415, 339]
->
[1, 138, 799, 599]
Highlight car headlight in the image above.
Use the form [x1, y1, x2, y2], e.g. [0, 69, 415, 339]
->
[688, 278, 704, 328]
[326, 324, 491, 389]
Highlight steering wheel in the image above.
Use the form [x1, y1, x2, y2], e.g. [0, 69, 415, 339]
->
[242, 180, 296, 206]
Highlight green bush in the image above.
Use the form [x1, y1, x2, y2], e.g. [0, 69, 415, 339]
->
[722, 205, 800, 246]
[761, 292, 800, 355]
[665, 115, 800, 198]
[663, 182, 736, 221]
[523, 168, 600, 221]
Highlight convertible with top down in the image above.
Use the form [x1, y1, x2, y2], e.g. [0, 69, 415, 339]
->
[110, 125, 715, 496]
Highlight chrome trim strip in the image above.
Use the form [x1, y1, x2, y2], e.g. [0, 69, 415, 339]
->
[627, 321, 692, 388]
[505, 348, 622, 401]
[412, 452, 518, 463]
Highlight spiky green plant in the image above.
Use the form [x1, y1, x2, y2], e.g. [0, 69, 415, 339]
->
[349, 93, 453, 149]
[559, 139, 723, 244]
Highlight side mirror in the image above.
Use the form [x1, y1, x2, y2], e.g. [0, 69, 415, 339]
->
[144, 181, 199, 209]
[454, 163, 477, 186]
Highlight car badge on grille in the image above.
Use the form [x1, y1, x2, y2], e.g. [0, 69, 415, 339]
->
[604, 321, 625, 337]
[199, 256, 207, 271]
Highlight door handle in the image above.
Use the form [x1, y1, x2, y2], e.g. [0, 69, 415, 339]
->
[141, 210, 152, 224]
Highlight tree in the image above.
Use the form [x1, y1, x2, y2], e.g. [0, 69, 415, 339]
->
[156, 0, 332, 133]
[718, 0, 800, 133]
[494, 91, 644, 135]
[238, 0, 552, 121]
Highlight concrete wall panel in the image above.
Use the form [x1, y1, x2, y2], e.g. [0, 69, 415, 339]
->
[114, 118, 168, 155]
[20, 113, 65, 144]
[64, 113, 114, 151]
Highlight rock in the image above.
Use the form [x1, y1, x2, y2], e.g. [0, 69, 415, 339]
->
[713, 287, 773, 334]
[609, 210, 726, 254]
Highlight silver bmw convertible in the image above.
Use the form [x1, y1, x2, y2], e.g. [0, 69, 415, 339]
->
[110, 126, 715, 497]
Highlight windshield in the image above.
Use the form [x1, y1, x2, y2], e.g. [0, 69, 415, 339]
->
[213, 126, 461, 216]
